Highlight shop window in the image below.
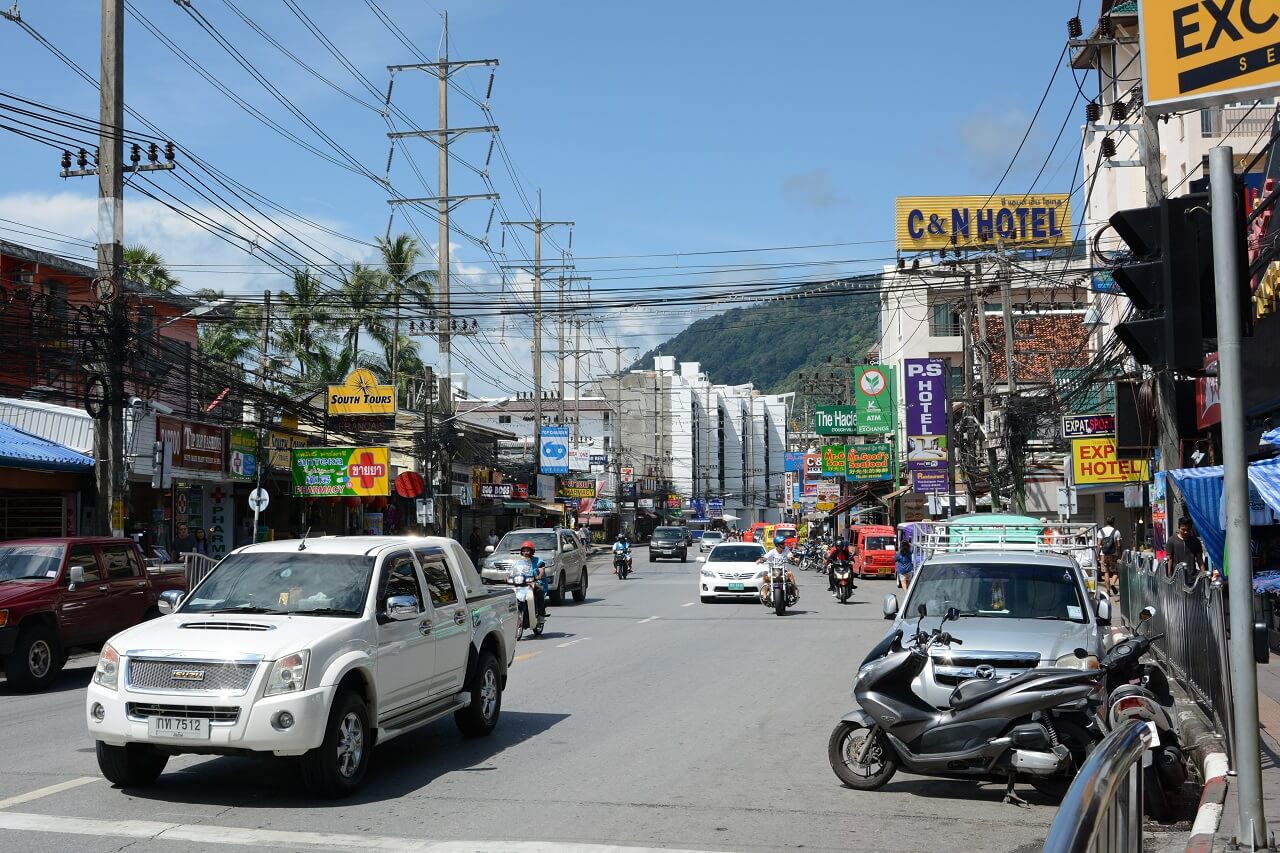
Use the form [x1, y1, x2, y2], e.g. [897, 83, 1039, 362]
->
[498, 415, 511, 424]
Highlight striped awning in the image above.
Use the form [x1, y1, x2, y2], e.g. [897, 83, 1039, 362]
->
[1168, 458, 1280, 574]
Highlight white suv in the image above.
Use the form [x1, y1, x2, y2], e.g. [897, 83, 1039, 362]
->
[85, 536, 517, 797]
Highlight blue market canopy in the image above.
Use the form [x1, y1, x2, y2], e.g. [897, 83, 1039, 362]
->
[1167, 458, 1280, 572]
[0, 419, 95, 473]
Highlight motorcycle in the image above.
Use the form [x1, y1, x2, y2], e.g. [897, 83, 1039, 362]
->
[832, 560, 856, 604]
[828, 605, 1104, 804]
[1101, 606, 1186, 819]
[614, 550, 632, 579]
[508, 572, 544, 639]
[760, 562, 798, 616]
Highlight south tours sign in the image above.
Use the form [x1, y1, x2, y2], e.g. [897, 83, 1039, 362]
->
[815, 405, 857, 436]
[326, 369, 396, 417]
[896, 195, 1071, 252]
[904, 358, 949, 471]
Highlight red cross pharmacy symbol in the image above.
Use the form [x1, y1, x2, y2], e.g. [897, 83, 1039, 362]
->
[347, 452, 384, 490]
[210, 487, 226, 503]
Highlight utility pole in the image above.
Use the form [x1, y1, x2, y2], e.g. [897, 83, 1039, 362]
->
[602, 345, 636, 531]
[97, 0, 125, 536]
[1210, 145, 1268, 848]
[251, 289, 271, 544]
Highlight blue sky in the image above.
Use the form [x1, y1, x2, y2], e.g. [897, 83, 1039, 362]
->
[0, 1, 1088, 394]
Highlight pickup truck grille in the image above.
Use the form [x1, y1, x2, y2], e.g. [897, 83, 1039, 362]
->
[127, 659, 258, 693]
[931, 651, 1041, 686]
[126, 703, 240, 724]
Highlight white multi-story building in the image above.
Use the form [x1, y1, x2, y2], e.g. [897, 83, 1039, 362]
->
[453, 396, 615, 464]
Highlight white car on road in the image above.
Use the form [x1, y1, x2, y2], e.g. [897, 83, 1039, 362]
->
[698, 543, 767, 602]
[85, 536, 517, 797]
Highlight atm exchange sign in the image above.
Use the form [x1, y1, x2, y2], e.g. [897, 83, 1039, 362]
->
[1141, 0, 1280, 108]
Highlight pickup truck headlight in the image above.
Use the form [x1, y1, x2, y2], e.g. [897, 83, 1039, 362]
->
[265, 650, 310, 696]
[93, 643, 120, 690]
[1054, 653, 1100, 670]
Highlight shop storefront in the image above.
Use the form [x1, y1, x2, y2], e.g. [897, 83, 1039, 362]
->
[0, 420, 92, 539]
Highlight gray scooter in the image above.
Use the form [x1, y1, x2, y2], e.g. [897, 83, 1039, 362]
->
[829, 606, 1105, 804]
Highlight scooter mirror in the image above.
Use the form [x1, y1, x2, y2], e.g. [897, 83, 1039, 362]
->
[1073, 647, 1090, 659]
[916, 603, 927, 618]
[1139, 605, 1156, 622]
[945, 606, 960, 623]
[882, 594, 899, 620]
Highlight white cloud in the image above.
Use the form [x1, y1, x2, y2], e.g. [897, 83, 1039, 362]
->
[782, 168, 847, 208]
[957, 108, 1032, 179]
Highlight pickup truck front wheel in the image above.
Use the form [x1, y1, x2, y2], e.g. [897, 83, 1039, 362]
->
[4, 623, 62, 691]
[300, 690, 371, 797]
[549, 573, 565, 606]
[96, 742, 168, 787]
[454, 651, 501, 738]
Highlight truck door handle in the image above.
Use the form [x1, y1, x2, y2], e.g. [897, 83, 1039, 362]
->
[419, 620, 432, 636]
[453, 610, 466, 626]
[136, 581, 147, 588]
[97, 585, 110, 592]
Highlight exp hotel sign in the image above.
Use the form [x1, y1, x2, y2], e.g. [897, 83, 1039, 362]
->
[1072, 437, 1151, 485]
[1141, 0, 1280, 109]
[896, 195, 1070, 252]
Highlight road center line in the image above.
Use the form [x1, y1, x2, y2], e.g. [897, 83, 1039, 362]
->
[637, 616, 661, 623]
[513, 651, 542, 662]
[0, 777, 100, 810]
[681, 602, 694, 607]
[556, 637, 591, 648]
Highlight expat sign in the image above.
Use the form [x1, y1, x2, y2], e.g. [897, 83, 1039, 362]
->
[822, 444, 848, 476]
[327, 369, 396, 417]
[1072, 437, 1151, 485]
[291, 446, 390, 496]
[1061, 413, 1116, 439]
[855, 365, 895, 434]
[904, 358, 949, 470]
[556, 477, 596, 499]
[1140, 0, 1280, 109]
[815, 405, 857, 436]
[896, 195, 1071, 252]
[847, 442, 894, 481]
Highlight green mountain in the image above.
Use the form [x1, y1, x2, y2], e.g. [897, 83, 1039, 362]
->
[635, 280, 882, 394]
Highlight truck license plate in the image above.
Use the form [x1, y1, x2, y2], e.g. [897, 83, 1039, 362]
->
[147, 716, 209, 740]
[728, 583, 745, 591]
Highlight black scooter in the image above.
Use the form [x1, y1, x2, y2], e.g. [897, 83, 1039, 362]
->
[832, 560, 856, 604]
[829, 606, 1104, 804]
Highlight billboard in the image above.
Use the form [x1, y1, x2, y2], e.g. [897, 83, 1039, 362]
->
[556, 477, 596, 499]
[821, 444, 848, 476]
[904, 358, 948, 470]
[911, 468, 948, 494]
[783, 451, 806, 472]
[896, 195, 1071, 251]
[539, 426, 570, 474]
[326, 369, 396, 417]
[228, 428, 257, 482]
[846, 442, 894, 481]
[156, 416, 225, 473]
[854, 365, 896, 434]
[815, 406, 857, 436]
[1071, 437, 1151, 485]
[1061, 413, 1116, 439]
[291, 447, 390, 497]
[804, 452, 823, 481]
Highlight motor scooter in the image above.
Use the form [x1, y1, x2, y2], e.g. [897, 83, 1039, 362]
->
[832, 560, 856, 604]
[613, 550, 631, 579]
[828, 605, 1105, 804]
[759, 563, 798, 616]
[508, 572, 544, 639]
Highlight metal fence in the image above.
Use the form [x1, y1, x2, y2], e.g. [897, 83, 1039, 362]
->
[1119, 552, 1234, 757]
[1043, 720, 1158, 853]
[178, 552, 219, 591]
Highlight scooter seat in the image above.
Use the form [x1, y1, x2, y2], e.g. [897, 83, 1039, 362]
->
[948, 668, 1052, 710]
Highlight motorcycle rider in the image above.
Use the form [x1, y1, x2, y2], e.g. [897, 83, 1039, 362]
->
[517, 540, 548, 620]
[757, 533, 797, 605]
[825, 536, 854, 596]
[611, 534, 633, 575]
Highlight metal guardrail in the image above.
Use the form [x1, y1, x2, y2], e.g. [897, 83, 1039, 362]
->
[177, 552, 219, 591]
[912, 520, 1099, 562]
[1119, 552, 1234, 758]
[1043, 720, 1158, 853]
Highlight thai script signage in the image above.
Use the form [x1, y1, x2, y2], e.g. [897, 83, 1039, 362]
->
[556, 477, 596, 499]
[847, 442, 894, 481]
[291, 446, 390, 496]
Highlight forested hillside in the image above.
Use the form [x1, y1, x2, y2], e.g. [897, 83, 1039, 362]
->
[634, 282, 881, 394]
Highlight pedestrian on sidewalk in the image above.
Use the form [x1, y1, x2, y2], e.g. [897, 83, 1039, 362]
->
[1167, 517, 1206, 575]
[1097, 516, 1123, 596]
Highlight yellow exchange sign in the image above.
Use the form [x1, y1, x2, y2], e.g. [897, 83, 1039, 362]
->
[895, 195, 1071, 252]
[1141, 0, 1280, 108]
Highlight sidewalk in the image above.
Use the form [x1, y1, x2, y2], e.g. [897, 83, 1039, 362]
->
[1211, 657, 1280, 849]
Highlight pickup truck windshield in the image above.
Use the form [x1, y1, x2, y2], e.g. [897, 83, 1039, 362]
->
[0, 544, 66, 582]
[182, 553, 375, 616]
[495, 532, 557, 553]
[906, 562, 1087, 623]
[652, 529, 683, 541]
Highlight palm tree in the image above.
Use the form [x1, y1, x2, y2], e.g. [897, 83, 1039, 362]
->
[337, 263, 389, 366]
[375, 334, 425, 406]
[123, 245, 180, 292]
[193, 287, 260, 369]
[276, 269, 333, 379]
[377, 233, 436, 389]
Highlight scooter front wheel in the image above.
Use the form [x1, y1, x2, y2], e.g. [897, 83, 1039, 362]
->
[828, 721, 898, 790]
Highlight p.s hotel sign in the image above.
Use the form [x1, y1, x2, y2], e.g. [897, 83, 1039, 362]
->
[1141, 0, 1280, 108]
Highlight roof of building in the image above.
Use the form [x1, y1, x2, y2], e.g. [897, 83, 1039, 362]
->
[980, 313, 1090, 385]
[0, 420, 95, 472]
[0, 239, 198, 309]
[0, 397, 94, 454]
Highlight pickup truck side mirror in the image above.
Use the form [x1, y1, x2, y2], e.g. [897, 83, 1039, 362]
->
[68, 565, 85, 589]
[883, 594, 899, 620]
[386, 595, 420, 621]
[1096, 597, 1112, 624]
[157, 589, 184, 614]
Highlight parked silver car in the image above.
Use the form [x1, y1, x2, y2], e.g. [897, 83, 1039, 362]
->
[881, 551, 1109, 708]
[479, 528, 589, 604]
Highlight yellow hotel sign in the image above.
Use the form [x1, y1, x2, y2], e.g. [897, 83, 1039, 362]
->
[327, 369, 396, 417]
[895, 195, 1071, 252]
[1141, 0, 1280, 109]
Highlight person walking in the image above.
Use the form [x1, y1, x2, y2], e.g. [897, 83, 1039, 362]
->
[1097, 516, 1123, 597]
[191, 527, 211, 557]
[1166, 517, 1206, 574]
[895, 541, 914, 590]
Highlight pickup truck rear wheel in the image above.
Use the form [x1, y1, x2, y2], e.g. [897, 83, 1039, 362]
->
[300, 690, 371, 798]
[454, 651, 501, 737]
[96, 742, 168, 787]
[4, 623, 62, 691]
[572, 569, 587, 602]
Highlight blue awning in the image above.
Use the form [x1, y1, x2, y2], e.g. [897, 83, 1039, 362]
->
[0, 420, 94, 473]
[1168, 458, 1280, 573]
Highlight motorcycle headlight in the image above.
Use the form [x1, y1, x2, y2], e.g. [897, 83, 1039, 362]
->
[1054, 653, 1100, 670]
[265, 650, 310, 696]
[93, 643, 120, 690]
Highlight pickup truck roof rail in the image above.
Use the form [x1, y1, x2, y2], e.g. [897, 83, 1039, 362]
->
[912, 520, 1100, 561]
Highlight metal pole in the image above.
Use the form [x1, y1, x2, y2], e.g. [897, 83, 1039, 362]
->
[435, 13, 454, 537]
[253, 289, 270, 544]
[557, 271, 565, 426]
[95, 0, 125, 536]
[574, 317, 581, 442]
[533, 221, 542, 459]
[1209, 145, 1268, 847]
[946, 355, 956, 517]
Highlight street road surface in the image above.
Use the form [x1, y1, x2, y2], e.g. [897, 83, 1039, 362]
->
[0, 549, 1066, 853]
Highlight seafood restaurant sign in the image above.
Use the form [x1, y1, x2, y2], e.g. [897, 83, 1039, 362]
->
[896, 195, 1071, 252]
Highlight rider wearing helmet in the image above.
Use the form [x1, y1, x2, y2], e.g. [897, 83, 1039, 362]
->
[757, 533, 797, 606]
[518, 540, 548, 619]
[826, 536, 854, 595]
[612, 533, 633, 575]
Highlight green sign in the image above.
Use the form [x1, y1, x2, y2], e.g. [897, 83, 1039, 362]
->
[821, 445, 847, 476]
[556, 477, 596, 499]
[228, 428, 257, 482]
[291, 446, 390, 497]
[846, 442, 894, 481]
[815, 405, 857, 436]
[855, 365, 896, 434]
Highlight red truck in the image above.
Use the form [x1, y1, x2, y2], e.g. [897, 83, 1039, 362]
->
[0, 537, 187, 691]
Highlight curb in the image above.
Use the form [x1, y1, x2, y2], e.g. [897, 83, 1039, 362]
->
[1186, 751, 1230, 853]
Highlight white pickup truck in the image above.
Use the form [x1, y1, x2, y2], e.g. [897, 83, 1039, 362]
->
[85, 536, 518, 797]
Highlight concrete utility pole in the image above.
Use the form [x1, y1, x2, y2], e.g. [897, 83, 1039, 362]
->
[251, 289, 271, 544]
[1209, 145, 1268, 848]
[96, 0, 126, 536]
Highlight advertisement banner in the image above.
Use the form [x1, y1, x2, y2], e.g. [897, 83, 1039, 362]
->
[708, 498, 724, 518]
[156, 416, 226, 473]
[266, 431, 296, 471]
[228, 428, 257, 482]
[291, 447, 390, 496]
[911, 468, 949, 494]
[589, 454, 607, 466]
[539, 426, 570, 474]
[1197, 353, 1221, 429]
[803, 452, 823, 481]
[556, 477, 596, 499]
[817, 481, 841, 500]
[854, 365, 896, 434]
[783, 451, 806, 472]
[479, 483, 514, 499]
[814, 405, 857, 436]
[568, 448, 591, 472]
[821, 445, 848, 476]
[326, 369, 396, 416]
[904, 357, 948, 470]
[802, 482, 818, 497]
[1061, 413, 1117, 439]
[1071, 437, 1151, 485]
[619, 483, 636, 501]
[896, 195, 1071, 252]
[846, 442, 894, 481]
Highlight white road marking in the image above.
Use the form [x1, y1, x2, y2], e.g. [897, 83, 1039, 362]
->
[637, 616, 661, 624]
[681, 602, 694, 607]
[0, 811, 732, 852]
[0, 776, 99, 810]
[556, 636, 591, 648]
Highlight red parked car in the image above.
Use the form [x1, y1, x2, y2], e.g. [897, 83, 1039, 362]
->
[0, 537, 187, 691]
